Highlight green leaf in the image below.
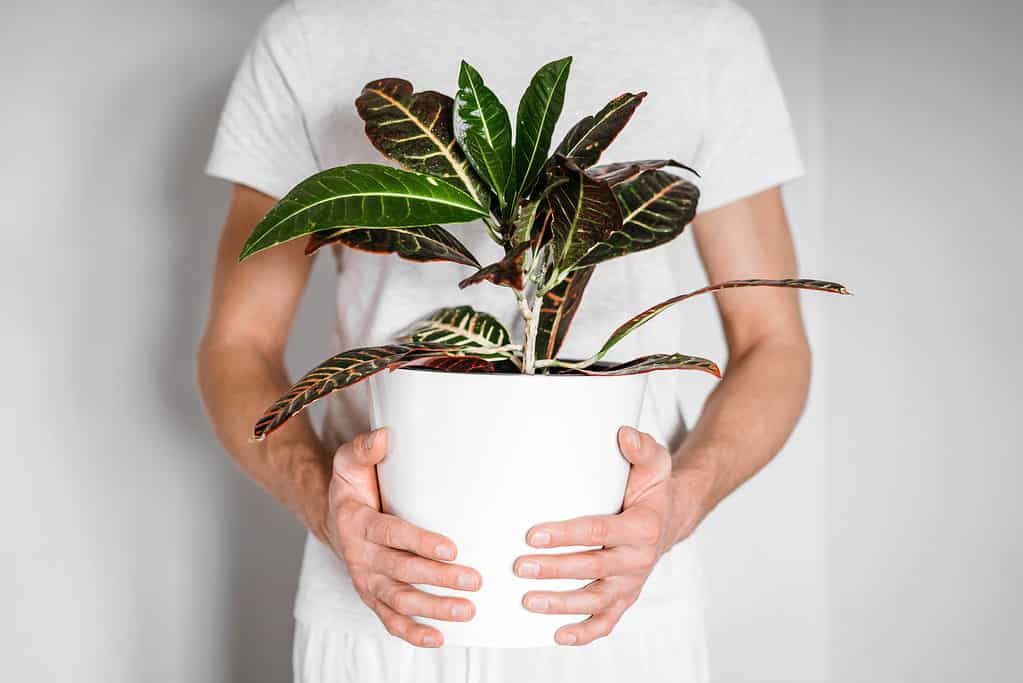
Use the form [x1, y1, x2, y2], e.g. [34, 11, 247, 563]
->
[304, 225, 481, 268]
[546, 156, 624, 273]
[574, 353, 721, 378]
[571, 169, 700, 270]
[454, 61, 513, 208]
[535, 266, 593, 361]
[252, 345, 412, 440]
[587, 158, 698, 186]
[356, 78, 488, 206]
[239, 164, 488, 260]
[592, 279, 851, 361]
[555, 91, 646, 168]
[402, 306, 513, 358]
[508, 56, 573, 205]
[458, 242, 530, 290]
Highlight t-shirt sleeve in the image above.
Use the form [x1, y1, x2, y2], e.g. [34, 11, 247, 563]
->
[205, 2, 320, 199]
[692, 1, 805, 214]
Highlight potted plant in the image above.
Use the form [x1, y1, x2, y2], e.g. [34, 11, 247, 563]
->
[241, 56, 848, 647]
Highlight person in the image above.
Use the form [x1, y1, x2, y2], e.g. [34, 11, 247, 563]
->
[197, 0, 811, 680]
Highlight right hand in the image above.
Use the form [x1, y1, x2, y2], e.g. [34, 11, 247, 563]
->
[326, 428, 481, 647]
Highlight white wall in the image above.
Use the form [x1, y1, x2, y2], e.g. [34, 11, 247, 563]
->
[821, 3, 1022, 682]
[1, 2, 1019, 682]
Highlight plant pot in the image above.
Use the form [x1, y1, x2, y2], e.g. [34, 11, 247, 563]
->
[368, 366, 648, 648]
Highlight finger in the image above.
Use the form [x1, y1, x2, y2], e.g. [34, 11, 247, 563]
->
[554, 604, 628, 646]
[526, 513, 632, 549]
[522, 580, 618, 615]
[364, 511, 458, 561]
[370, 575, 476, 622]
[371, 599, 444, 648]
[334, 428, 389, 473]
[617, 426, 668, 471]
[514, 547, 632, 580]
[375, 547, 482, 591]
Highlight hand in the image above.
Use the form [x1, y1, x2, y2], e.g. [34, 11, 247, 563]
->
[515, 426, 683, 646]
[326, 428, 482, 648]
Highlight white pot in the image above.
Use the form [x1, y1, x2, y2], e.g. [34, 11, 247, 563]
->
[368, 366, 648, 648]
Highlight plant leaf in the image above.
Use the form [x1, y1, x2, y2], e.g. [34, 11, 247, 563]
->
[574, 353, 721, 378]
[508, 56, 572, 205]
[252, 345, 411, 440]
[239, 165, 488, 260]
[304, 225, 480, 268]
[402, 306, 513, 357]
[587, 158, 698, 186]
[592, 278, 851, 360]
[571, 169, 700, 270]
[458, 242, 530, 290]
[454, 61, 513, 207]
[402, 355, 496, 373]
[555, 91, 646, 168]
[546, 156, 624, 273]
[535, 266, 594, 361]
[356, 78, 488, 206]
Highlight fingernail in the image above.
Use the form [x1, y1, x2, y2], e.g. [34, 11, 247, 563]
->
[422, 634, 439, 647]
[435, 544, 455, 561]
[451, 603, 471, 619]
[516, 561, 540, 578]
[557, 631, 578, 645]
[529, 531, 551, 547]
[365, 429, 377, 449]
[526, 596, 549, 612]
[624, 426, 640, 451]
[457, 573, 477, 589]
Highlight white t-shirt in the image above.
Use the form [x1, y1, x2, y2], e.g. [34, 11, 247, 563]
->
[206, 0, 803, 639]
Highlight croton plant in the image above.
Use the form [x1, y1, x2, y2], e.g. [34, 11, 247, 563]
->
[241, 57, 848, 441]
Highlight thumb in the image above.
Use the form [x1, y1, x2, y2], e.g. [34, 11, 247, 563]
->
[617, 426, 663, 469]
[334, 427, 389, 474]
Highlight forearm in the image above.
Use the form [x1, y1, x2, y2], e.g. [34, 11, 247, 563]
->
[667, 336, 811, 543]
[197, 339, 331, 540]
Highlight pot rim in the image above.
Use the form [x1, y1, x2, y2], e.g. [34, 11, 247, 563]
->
[390, 365, 650, 382]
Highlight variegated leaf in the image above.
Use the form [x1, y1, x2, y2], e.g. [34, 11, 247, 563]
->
[593, 279, 851, 360]
[587, 158, 698, 186]
[508, 56, 572, 205]
[402, 355, 496, 373]
[554, 92, 646, 168]
[575, 353, 721, 378]
[454, 61, 514, 206]
[458, 242, 530, 290]
[571, 169, 699, 270]
[547, 156, 624, 273]
[356, 78, 488, 206]
[535, 266, 593, 361]
[403, 306, 513, 357]
[239, 165, 487, 260]
[252, 345, 411, 440]
[304, 225, 480, 268]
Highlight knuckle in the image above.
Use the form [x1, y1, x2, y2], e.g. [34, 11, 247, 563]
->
[632, 509, 662, 543]
[391, 589, 414, 615]
[586, 556, 607, 577]
[635, 546, 659, 572]
[589, 517, 611, 544]
[383, 617, 403, 638]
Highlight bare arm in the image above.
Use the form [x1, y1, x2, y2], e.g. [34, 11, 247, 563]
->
[197, 185, 479, 647]
[197, 184, 331, 539]
[668, 185, 811, 539]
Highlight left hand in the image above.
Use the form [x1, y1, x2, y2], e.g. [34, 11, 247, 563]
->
[514, 426, 684, 646]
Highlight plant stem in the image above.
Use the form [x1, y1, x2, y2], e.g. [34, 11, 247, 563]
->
[522, 288, 543, 374]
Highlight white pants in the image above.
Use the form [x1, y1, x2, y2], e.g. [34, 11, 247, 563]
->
[292, 609, 710, 683]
